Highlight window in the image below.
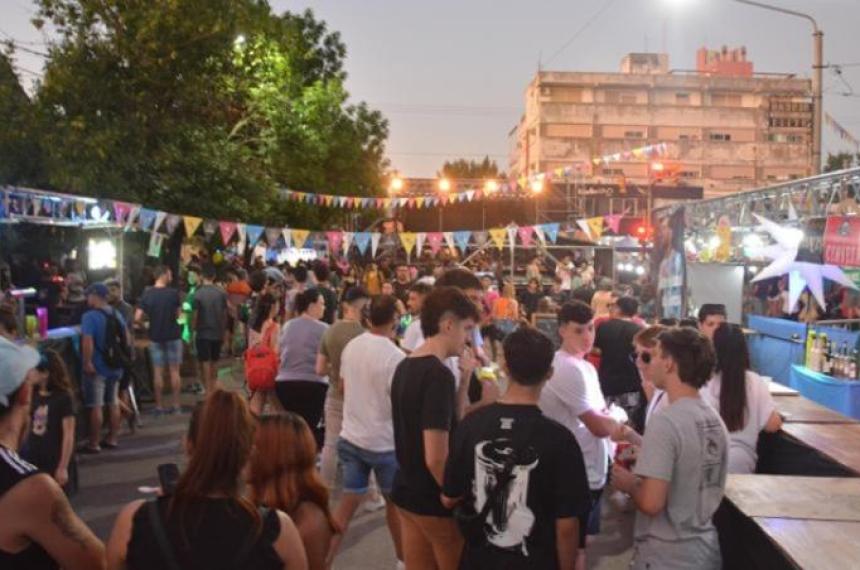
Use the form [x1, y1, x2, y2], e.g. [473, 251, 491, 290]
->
[676, 93, 690, 104]
[605, 90, 638, 105]
[709, 132, 732, 142]
[624, 130, 644, 139]
[603, 168, 624, 176]
[680, 171, 699, 179]
[679, 134, 690, 141]
[712, 93, 742, 107]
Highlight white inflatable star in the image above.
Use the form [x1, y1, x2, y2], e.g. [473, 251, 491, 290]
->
[750, 214, 857, 312]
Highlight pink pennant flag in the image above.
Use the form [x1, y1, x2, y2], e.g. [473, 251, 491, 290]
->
[376, 198, 385, 209]
[604, 214, 623, 234]
[326, 231, 343, 254]
[427, 232, 444, 255]
[219, 221, 237, 245]
[517, 226, 535, 247]
[113, 202, 131, 224]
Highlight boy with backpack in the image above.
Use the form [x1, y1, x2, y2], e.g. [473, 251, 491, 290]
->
[80, 283, 130, 453]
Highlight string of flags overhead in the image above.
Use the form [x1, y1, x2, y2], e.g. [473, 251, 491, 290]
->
[282, 142, 671, 210]
[1, 187, 636, 260]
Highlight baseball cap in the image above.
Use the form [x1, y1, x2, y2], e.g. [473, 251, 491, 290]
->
[85, 283, 109, 299]
[0, 337, 39, 407]
[263, 266, 285, 284]
[343, 286, 370, 303]
[104, 277, 121, 289]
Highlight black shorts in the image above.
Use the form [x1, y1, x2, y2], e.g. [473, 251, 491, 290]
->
[275, 381, 329, 448]
[195, 338, 223, 362]
[579, 488, 604, 547]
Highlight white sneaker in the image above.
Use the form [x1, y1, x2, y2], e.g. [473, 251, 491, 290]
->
[361, 494, 386, 513]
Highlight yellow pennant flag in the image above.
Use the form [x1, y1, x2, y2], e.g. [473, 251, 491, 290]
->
[416, 197, 426, 209]
[74, 201, 87, 216]
[183, 216, 203, 237]
[489, 228, 507, 250]
[400, 232, 417, 256]
[292, 229, 310, 248]
[586, 217, 604, 239]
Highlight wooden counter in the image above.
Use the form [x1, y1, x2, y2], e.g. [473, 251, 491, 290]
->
[726, 474, 860, 521]
[780, 423, 860, 476]
[755, 518, 860, 570]
[774, 394, 859, 424]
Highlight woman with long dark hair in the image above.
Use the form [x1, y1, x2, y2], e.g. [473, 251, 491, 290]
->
[702, 323, 782, 473]
[248, 294, 282, 415]
[106, 390, 308, 570]
[248, 413, 340, 570]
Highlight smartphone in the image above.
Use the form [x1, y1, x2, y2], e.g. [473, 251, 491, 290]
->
[157, 463, 180, 495]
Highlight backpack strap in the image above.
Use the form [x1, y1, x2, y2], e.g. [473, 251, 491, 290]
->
[146, 500, 184, 570]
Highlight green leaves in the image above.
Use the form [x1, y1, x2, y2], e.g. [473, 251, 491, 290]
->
[8, 0, 389, 227]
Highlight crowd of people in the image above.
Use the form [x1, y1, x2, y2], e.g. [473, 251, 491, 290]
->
[0, 249, 790, 570]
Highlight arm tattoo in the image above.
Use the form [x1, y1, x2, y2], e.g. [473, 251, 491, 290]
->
[50, 496, 92, 550]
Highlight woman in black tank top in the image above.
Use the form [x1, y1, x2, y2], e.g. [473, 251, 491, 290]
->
[106, 391, 308, 569]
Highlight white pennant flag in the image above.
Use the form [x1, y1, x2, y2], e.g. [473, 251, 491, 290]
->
[153, 211, 167, 233]
[534, 224, 546, 245]
[416, 232, 427, 256]
[236, 223, 247, 251]
[371, 232, 382, 257]
[506, 225, 518, 248]
[342, 232, 354, 256]
[125, 206, 141, 231]
[576, 219, 591, 238]
[465, 190, 476, 202]
[282, 228, 292, 249]
[443, 232, 456, 254]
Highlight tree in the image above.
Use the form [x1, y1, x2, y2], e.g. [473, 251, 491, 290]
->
[824, 151, 860, 172]
[26, 0, 388, 227]
[0, 53, 42, 185]
[439, 156, 503, 180]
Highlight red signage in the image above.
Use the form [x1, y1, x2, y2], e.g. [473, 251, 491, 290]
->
[824, 216, 860, 267]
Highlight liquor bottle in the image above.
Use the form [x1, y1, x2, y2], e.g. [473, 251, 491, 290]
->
[809, 335, 820, 372]
[806, 330, 816, 368]
[823, 340, 833, 375]
[849, 349, 858, 380]
[853, 350, 860, 380]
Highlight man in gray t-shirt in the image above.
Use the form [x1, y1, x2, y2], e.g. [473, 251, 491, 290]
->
[612, 327, 728, 570]
[192, 266, 228, 392]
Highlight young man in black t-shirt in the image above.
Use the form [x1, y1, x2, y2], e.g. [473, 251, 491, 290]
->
[390, 286, 480, 570]
[442, 327, 591, 569]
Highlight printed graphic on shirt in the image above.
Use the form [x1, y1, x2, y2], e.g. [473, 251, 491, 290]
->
[698, 417, 726, 488]
[473, 422, 539, 555]
[31, 404, 48, 437]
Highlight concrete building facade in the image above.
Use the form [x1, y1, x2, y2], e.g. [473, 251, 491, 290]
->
[509, 49, 813, 205]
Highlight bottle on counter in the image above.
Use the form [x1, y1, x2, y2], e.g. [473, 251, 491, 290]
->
[806, 330, 817, 368]
[849, 349, 858, 380]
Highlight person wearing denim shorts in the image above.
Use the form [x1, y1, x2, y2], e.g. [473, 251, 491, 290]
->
[80, 283, 127, 453]
[329, 295, 406, 567]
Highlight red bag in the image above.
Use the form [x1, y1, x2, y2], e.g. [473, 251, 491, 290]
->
[245, 324, 279, 392]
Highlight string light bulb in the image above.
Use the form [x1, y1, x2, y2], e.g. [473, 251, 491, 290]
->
[484, 180, 499, 194]
[438, 178, 452, 192]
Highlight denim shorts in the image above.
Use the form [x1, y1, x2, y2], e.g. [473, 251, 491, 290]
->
[82, 375, 119, 408]
[149, 339, 183, 367]
[337, 437, 398, 495]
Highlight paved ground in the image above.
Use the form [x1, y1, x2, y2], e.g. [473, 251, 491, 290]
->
[72, 358, 633, 569]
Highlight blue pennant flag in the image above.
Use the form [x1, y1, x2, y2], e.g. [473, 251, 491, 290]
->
[138, 208, 157, 230]
[544, 223, 560, 244]
[354, 232, 371, 255]
[453, 230, 471, 254]
[246, 224, 265, 246]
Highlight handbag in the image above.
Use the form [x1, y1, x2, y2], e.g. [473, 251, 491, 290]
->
[453, 420, 535, 548]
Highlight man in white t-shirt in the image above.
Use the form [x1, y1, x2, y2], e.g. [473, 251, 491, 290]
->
[400, 282, 432, 354]
[539, 300, 641, 569]
[329, 295, 406, 567]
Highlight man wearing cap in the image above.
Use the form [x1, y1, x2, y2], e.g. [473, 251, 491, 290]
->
[80, 283, 127, 453]
[0, 337, 106, 569]
[317, 286, 371, 487]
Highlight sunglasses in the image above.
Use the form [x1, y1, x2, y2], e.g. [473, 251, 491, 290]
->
[629, 351, 652, 365]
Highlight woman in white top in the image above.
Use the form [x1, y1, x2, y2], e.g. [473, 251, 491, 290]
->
[703, 323, 782, 474]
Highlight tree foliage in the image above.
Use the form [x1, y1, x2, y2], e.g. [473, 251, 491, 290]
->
[0, 54, 42, 185]
[825, 151, 860, 173]
[439, 156, 503, 180]
[16, 0, 388, 227]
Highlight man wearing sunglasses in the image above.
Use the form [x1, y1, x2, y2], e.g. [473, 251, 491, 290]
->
[612, 327, 728, 570]
[539, 301, 642, 569]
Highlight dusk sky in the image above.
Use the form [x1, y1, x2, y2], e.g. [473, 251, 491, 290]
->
[3, 0, 859, 177]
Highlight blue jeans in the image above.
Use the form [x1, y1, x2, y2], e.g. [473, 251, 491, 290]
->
[337, 437, 398, 495]
[82, 374, 119, 408]
[149, 339, 183, 367]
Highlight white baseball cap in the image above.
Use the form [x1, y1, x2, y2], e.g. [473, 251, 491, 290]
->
[0, 337, 40, 407]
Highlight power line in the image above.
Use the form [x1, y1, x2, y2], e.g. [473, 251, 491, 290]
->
[387, 151, 508, 158]
[544, 0, 620, 67]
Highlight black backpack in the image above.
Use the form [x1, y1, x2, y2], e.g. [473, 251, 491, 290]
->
[98, 308, 131, 369]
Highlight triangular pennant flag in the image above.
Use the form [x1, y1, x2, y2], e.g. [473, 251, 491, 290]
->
[147, 233, 165, 258]
[219, 221, 237, 245]
[416, 232, 427, 255]
[74, 200, 87, 217]
[354, 232, 371, 255]
[236, 223, 247, 243]
[604, 214, 622, 234]
[342, 231, 354, 256]
[473, 231, 489, 246]
[183, 215, 203, 238]
[400, 232, 417, 257]
[576, 219, 592, 239]
[165, 214, 182, 235]
[138, 208, 157, 231]
[113, 201, 132, 224]
[489, 228, 507, 250]
[587, 217, 604, 239]
[427, 232, 444, 255]
[545, 223, 560, 243]
[399, 197, 409, 208]
[453, 230, 471, 254]
[202, 219, 218, 240]
[518, 226, 534, 247]
[371, 233, 382, 257]
[326, 231, 343, 254]
[153, 211, 168, 233]
[292, 229, 310, 248]
[416, 197, 426, 209]
[506, 226, 518, 248]
[265, 227, 282, 246]
[282, 228, 293, 249]
[534, 225, 546, 245]
[246, 224, 265, 246]
[443, 232, 456, 254]
[376, 198, 385, 209]
[465, 190, 476, 202]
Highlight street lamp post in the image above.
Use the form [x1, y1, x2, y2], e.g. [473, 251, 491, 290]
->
[732, 0, 823, 174]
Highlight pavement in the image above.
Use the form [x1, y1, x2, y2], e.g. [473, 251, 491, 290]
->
[71, 358, 634, 569]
